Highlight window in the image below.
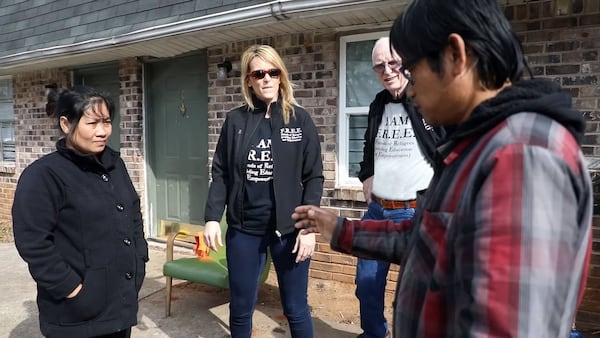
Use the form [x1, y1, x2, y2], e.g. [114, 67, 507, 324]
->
[0, 77, 15, 163]
[338, 32, 385, 186]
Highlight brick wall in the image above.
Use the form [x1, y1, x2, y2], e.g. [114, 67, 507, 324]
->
[10, 69, 70, 220]
[117, 58, 146, 205]
[206, 33, 402, 289]
[504, 0, 600, 332]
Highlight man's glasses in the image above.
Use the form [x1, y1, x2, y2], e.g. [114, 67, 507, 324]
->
[372, 60, 413, 85]
[249, 68, 281, 79]
[372, 60, 400, 74]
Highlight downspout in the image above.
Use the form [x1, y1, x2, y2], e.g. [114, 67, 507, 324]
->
[0, 0, 384, 66]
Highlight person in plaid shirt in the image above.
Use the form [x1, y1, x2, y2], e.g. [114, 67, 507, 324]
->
[292, 0, 593, 336]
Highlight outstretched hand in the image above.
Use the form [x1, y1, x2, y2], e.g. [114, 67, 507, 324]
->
[292, 205, 338, 242]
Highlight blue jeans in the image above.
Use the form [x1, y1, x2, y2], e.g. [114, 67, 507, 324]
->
[355, 201, 414, 338]
[226, 228, 313, 338]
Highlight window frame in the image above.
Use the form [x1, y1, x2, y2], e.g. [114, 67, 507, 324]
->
[337, 31, 387, 187]
[0, 76, 15, 165]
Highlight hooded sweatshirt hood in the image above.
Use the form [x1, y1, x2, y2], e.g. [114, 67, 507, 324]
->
[449, 78, 585, 144]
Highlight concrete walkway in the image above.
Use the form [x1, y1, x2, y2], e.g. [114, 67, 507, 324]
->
[0, 241, 361, 338]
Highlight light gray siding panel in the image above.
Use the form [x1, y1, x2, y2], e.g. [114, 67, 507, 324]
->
[170, 1, 196, 17]
[114, 2, 139, 16]
[0, 0, 275, 59]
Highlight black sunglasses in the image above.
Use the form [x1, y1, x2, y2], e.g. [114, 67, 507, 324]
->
[249, 68, 282, 79]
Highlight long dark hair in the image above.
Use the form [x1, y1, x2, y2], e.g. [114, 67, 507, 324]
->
[390, 0, 529, 89]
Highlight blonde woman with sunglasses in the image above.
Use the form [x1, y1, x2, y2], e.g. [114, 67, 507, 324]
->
[203, 45, 323, 338]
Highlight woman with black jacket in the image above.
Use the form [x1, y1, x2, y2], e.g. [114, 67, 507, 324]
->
[203, 45, 324, 338]
[12, 86, 148, 338]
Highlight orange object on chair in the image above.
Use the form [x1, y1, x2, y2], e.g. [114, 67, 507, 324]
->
[163, 226, 272, 316]
[194, 233, 212, 261]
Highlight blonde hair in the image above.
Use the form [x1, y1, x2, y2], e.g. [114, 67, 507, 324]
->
[241, 45, 298, 124]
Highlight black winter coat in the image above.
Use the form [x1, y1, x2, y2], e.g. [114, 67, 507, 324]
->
[12, 139, 148, 338]
[204, 98, 324, 236]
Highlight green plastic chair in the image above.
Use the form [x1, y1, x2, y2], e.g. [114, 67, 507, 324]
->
[163, 217, 272, 316]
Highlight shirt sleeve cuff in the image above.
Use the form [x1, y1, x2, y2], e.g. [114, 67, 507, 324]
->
[331, 217, 354, 254]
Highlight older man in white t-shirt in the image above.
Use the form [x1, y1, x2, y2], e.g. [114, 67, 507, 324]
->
[354, 37, 444, 338]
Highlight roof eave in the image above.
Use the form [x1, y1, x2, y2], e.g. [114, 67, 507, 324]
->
[0, 0, 407, 75]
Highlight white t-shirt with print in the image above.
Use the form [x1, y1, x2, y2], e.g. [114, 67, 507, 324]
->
[372, 103, 433, 200]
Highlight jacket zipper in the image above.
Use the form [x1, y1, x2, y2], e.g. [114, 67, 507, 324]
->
[238, 116, 263, 223]
[269, 117, 281, 240]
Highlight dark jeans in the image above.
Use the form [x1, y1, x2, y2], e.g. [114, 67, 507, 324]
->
[355, 201, 414, 338]
[226, 227, 313, 338]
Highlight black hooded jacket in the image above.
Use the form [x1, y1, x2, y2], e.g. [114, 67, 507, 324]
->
[204, 97, 324, 236]
[332, 79, 592, 338]
[445, 78, 585, 149]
